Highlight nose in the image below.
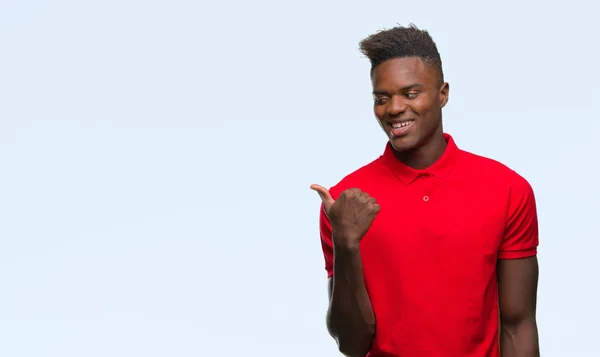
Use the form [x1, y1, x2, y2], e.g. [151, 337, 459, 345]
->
[386, 95, 407, 116]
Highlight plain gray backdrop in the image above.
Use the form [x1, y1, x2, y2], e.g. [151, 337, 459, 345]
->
[1, 0, 598, 356]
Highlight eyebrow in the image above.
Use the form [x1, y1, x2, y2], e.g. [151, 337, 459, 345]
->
[372, 83, 424, 95]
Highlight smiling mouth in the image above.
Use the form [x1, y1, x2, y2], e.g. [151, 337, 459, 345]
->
[389, 119, 415, 137]
[391, 120, 414, 129]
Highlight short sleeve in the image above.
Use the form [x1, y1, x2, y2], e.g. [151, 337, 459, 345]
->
[319, 202, 334, 278]
[499, 174, 539, 259]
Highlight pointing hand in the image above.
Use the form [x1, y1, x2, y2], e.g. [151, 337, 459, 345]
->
[311, 184, 381, 248]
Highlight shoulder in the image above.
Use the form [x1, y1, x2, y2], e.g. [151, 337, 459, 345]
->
[328, 157, 387, 200]
[461, 150, 529, 185]
[458, 149, 533, 191]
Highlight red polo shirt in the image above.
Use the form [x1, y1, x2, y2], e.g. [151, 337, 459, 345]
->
[319, 133, 539, 357]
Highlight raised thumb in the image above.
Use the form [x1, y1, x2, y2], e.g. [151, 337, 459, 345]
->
[310, 184, 335, 212]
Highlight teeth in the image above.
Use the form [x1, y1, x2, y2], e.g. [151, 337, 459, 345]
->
[391, 121, 413, 129]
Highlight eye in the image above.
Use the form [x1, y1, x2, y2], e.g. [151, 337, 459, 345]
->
[405, 92, 419, 99]
[374, 97, 389, 105]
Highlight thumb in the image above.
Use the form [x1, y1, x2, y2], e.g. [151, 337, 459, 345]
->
[310, 184, 335, 212]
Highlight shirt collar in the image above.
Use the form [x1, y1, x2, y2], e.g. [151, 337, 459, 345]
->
[381, 133, 460, 184]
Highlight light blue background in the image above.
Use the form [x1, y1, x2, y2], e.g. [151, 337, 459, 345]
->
[1, 1, 598, 356]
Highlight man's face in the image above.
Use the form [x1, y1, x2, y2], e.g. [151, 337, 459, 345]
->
[371, 57, 449, 152]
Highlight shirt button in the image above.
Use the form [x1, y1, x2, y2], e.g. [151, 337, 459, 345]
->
[423, 196, 430, 202]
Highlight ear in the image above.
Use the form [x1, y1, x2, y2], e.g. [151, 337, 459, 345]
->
[439, 82, 450, 108]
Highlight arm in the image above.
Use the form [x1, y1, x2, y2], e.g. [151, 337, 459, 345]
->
[315, 192, 376, 357]
[498, 256, 540, 357]
[326, 244, 376, 357]
[312, 185, 380, 356]
[497, 173, 540, 357]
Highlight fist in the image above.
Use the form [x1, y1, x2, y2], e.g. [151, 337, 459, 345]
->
[311, 184, 381, 248]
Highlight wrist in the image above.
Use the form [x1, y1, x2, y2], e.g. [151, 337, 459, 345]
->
[332, 235, 361, 252]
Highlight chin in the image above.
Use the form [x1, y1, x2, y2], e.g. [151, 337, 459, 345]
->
[389, 134, 420, 152]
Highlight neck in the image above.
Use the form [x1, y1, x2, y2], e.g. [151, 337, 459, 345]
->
[393, 131, 447, 170]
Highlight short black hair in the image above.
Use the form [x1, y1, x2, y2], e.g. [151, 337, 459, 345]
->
[359, 23, 443, 80]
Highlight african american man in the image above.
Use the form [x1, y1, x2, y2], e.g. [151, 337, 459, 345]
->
[311, 24, 540, 357]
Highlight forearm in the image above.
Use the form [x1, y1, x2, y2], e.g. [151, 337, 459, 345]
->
[500, 319, 540, 357]
[327, 244, 375, 357]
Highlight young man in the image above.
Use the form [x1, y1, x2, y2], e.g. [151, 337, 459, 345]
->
[311, 24, 540, 357]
